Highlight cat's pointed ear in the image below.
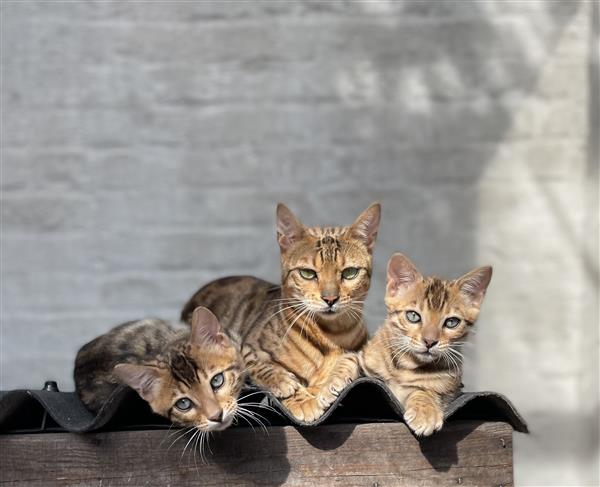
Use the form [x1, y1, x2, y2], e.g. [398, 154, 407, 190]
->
[387, 253, 422, 296]
[113, 363, 163, 403]
[456, 266, 492, 308]
[350, 202, 381, 253]
[190, 306, 229, 347]
[276, 203, 304, 251]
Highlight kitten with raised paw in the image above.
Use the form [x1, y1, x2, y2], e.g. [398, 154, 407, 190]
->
[181, 202, 380, 422]
[361, 253, 492, 436]
[74, 307, 245, 432]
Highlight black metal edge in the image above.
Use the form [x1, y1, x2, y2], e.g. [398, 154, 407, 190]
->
[0, 379, 528, 434]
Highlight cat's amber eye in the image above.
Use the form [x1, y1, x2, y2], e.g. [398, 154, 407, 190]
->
[444, 317, 461, 329]
[299, 268, 317, 280]
[341, 267, 359, 280]
[405, 310, 421, 323]
[210, 373, 225, 390]
[175, 397, 193, 412]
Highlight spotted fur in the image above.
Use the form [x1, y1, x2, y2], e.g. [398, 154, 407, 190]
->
[361, 253, 492, 436]
[74, 307, 244, 432]
[181, 203, 381, 422]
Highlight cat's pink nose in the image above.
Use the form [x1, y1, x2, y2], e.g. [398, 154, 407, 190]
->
[208, 409, 223, 423]
[322, 294, 339, 307]
[423, 338, 439, 349]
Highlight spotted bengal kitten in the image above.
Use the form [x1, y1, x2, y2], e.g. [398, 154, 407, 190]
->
[75, 307, 245, 432]
[361, 253, 492, 436]
[181, 202, 381, 422]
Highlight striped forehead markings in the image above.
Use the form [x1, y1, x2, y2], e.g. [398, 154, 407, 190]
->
[306, 226, 344, 237]
[315, 235, 341, 262]
[170, 350, 201, 388]
[424, 278, 449, 311]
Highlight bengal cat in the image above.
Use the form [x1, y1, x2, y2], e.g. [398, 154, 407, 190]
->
[75, 307, 245, 432]
[361, 253, 492, 436]
[181, 202, 381, 422]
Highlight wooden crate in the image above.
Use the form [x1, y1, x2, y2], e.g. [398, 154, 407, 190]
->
[0, 421, 513, 486]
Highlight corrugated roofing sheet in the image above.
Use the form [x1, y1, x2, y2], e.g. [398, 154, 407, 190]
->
[0, 378, 527, 435]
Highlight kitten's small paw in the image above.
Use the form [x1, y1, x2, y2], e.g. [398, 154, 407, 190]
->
[283, 391, 325, 423]
[404, 405, 444, 436]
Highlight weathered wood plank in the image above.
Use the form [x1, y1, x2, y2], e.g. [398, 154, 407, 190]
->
[0, 421, 513, 486]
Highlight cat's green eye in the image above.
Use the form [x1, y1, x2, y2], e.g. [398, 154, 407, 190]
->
[341, 267, 360, 280]
[299, 268, 317, 280]
[175, 397, 193, 412]
[405, 310, 421, 323]
[210, 372, 225, 390]
[444, 317, 461, 329]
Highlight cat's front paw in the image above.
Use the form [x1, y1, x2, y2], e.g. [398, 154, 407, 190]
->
[317, 373, 355, 409]
[267, 372, 302, 399]
[317, 354, 360, 408]
[404, 404, 444, 436]
[283, 389, 325, 423]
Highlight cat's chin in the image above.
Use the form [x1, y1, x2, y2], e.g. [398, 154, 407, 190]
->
[413, 350, 439, 364]
[318, 308, 340, 318]
[317, 304, 360, 319]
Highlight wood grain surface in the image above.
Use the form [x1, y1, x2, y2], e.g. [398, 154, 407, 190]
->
[0, 421, 513, 486]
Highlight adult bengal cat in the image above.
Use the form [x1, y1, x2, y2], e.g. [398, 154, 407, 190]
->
[181, 202, 380, 422]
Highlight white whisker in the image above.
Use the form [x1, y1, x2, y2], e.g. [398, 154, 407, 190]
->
[238, 390, 268, 402]
[278, 305, 310, 348]
[236, 406, 270, 433]
[181, 428, 200, 461]
[167, 427, 194, 452]
[263, 302, 303, 324]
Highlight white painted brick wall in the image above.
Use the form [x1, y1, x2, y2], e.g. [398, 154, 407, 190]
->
[1, 1, 597, 485]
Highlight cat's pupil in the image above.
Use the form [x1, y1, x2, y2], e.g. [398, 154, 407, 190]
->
[210, 372, 225, 390]
[175, 397, 193, 411]
[406, 311, 421, 323]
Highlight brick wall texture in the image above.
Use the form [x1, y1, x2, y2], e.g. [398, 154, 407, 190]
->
[1, 1, 598, 485]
